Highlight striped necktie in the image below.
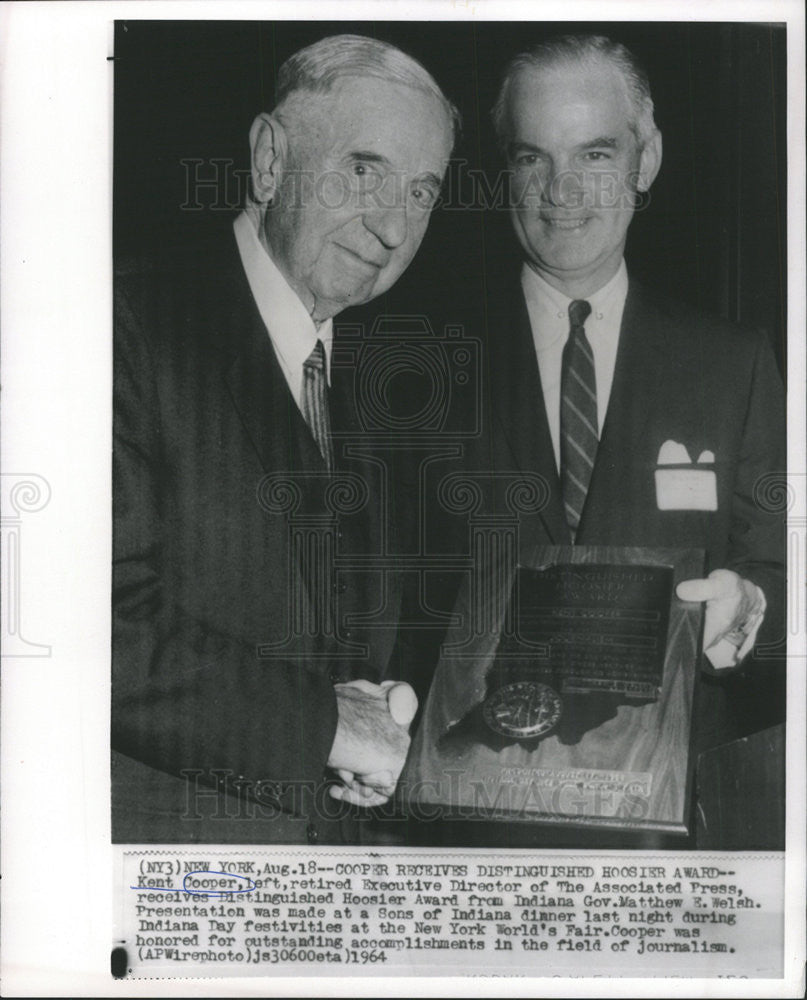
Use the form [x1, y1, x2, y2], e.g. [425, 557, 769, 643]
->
[301, 339, 333, 471]
[560, 299, 597, 538]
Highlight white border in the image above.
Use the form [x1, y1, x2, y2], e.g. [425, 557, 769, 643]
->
[1, 1, 804, 996]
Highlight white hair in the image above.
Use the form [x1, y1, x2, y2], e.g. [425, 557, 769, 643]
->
[492, 34, 657, 151]
[274, 34, 460, 148]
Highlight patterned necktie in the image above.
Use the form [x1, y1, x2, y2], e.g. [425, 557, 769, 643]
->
[301, 339, 333, 471]
[560, 299, 597, 537]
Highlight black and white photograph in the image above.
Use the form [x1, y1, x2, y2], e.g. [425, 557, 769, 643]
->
[1, 1, 804, 994]
[112, 19, 787, 848]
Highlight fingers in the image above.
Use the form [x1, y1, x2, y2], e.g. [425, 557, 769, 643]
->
[334, 678, 418, 726]
[386, 682, 418, 726]
[676, 569, 740, 603]
[332, 767, 396, 795]
[358, 768, 395, 788]
[333, 678, 385, 697]
[676, 578, 716, 602]
[328, 783, 390, 807]
[676, 570, 764, 665]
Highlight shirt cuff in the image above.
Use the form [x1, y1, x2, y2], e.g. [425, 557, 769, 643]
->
[704, 584, 767, 669]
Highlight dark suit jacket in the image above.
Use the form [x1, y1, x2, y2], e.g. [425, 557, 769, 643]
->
[112, 227, 404, 843]
[475, 270, 786, 749]
[391, 267, 786, 851]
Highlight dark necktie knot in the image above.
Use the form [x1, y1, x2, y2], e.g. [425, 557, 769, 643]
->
[568, 298, 592, 329]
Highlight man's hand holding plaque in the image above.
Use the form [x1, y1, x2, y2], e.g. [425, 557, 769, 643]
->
[677, 569, 766, 669]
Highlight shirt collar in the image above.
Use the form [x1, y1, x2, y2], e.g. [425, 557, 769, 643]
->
[233, 209, 332, 379]
[521, 259, 628, 341]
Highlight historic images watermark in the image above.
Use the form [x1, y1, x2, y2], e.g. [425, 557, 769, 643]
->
[180, 158, 652, 215]
[177, 766, 646, 825]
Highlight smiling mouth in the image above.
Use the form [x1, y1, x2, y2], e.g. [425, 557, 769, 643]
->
[541, 217, 591, 231]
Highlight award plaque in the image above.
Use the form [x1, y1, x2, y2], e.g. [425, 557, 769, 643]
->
[402, 546, 705, 836]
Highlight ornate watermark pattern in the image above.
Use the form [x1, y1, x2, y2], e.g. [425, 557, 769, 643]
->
[252, 316, 553, 658]
[437, 472, 550, 648]
[1, 474, 52, 657]
[751, 471, 805, 661]
[255, 471, 370, 659]
[253, 316, 492, 659]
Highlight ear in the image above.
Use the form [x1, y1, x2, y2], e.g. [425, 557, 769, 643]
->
[636, 128, 662, 192]
[249, 113, 288, 204]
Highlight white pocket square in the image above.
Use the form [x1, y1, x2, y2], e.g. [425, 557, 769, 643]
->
[657, 440, 692, 465]
[655, 440, 717, 511]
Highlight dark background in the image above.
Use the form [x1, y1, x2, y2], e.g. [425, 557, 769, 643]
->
[114, 20, 787, 372]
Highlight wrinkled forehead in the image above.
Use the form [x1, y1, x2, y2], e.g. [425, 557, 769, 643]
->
[285, 75, 453, 149]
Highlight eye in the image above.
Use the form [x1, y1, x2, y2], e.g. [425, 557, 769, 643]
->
[349, 160, 383, 181]
[514, 153, 539, 167]
[411, 184, 439, 210]
[583, 151, 611, 162]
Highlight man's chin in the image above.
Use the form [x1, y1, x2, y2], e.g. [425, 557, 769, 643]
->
[312, 280, 380, 319]
[519, 233, 606, 274]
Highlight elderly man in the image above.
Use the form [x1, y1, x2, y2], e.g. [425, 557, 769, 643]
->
[482, 34, 784, 750]
[112, 34, 456, 844]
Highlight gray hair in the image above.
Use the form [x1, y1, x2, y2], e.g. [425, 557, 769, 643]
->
[274, 34, 460, 148]
[492, 34, 657, 151]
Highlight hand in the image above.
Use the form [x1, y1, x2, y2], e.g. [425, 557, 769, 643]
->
[327, 679, 418, 806]
[676, 569, 766, 669]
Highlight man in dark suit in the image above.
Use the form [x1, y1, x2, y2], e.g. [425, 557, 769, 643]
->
[391, 33, 784, 852]
[479, 33, 785, 749]
[112, 34, 457, 844]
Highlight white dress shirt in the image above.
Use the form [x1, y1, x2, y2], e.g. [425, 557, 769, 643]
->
[521, 259, 628, 473]
[233, 210, 332, 411]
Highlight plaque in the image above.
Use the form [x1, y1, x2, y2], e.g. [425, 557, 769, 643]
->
[402, 546, 705, 836]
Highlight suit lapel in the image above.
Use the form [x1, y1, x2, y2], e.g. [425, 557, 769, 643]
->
[224, 247, 326, 475]
[487, 277, 571, 544]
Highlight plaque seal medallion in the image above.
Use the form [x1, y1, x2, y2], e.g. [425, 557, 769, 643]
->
[483, 680, 562, 739]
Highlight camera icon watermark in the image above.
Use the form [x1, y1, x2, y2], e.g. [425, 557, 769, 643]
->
[332, 315, 481, 440]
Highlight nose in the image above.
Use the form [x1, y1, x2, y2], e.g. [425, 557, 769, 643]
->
[361, 174, 409, 249]
[363, 202, 408, 249]
[542, 159, 585, 209]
